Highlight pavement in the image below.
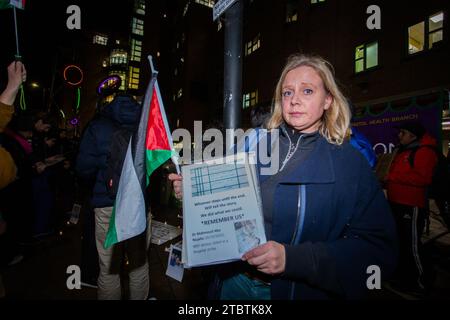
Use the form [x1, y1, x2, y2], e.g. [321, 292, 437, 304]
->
[1, 201, 449, 300]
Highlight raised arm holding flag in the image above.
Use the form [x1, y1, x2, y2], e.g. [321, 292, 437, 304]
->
[1, 0, 27, 110]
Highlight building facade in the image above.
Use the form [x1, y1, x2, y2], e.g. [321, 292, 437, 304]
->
[145, 0, 449, 150]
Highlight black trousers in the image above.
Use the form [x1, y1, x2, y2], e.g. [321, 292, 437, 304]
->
[389, 202, 431, 289]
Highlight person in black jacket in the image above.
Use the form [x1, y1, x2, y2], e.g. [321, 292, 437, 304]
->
[76, 94, 149, 300]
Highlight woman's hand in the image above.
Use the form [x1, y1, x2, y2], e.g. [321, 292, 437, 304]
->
[242, 241, 286, 275]
[0, 61, 26, 106]
[168, 173, 183, 200]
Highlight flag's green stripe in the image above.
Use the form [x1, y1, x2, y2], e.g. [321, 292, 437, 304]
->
[104, 204, 118, 249]
[146, 149, 174, 180]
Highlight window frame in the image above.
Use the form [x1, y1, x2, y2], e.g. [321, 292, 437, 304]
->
[242, 90, 259, 109]
[132, 17, 145, 36]
[195, 0, 214, 9]
[93, 34, 108, 46]
[354, 41, 379, 74]
[407, 10, 445, 56]
[245, 34, 261, 57]
[128, 66, 140, 90]
[286, 0, 299, 24]
[130, 39, 142, 62]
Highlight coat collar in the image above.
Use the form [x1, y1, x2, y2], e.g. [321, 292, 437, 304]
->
[259, 134, 336, 185]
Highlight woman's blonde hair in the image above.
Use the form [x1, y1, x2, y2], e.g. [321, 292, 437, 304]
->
[266, 54, 351, 145]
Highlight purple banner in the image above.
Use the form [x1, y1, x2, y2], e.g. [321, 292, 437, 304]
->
[352, 104, 442, 155]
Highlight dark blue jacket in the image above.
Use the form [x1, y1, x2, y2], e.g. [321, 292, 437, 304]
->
[76, 96, 141, 208]
[265, 135, 397, 299]
[214, 132, 398, 300]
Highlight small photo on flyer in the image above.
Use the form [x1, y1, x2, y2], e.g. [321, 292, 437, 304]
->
[166, 245, 184, 282]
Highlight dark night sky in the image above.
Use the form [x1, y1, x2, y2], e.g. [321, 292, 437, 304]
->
[0, 0, 134, 91]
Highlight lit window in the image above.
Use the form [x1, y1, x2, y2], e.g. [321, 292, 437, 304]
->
[105, 95, 114, 104]
[408, 11, 444, 55]
[93, 34, 108, 46]
[134, 0, 145, 16]
[109, 71, 126, 91]
[128, 67, 140, 90]
[409, 22, 425, 54]
[429, 12, 444, 48]
[354, 41, 378, 73]
[116, 40, 120, 45]
[286, 0, 299, 23]
[243, 90, 258, 109]
[130, 39, 142, 62]
[177, 88, 183, 99]
[245, 34, 261, 56]
[110, 49, 128, 65]
[311, 0, 326, 4]
[195, 0, 214, 9]
[132, 17, 144, 36]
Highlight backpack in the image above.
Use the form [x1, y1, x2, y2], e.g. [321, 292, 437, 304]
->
[408, 145, 450, 202]
[104, 124, 134, 199]
[408, 146, 450, 230]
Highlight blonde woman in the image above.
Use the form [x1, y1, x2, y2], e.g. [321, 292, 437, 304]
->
[170, 54, 398, 299]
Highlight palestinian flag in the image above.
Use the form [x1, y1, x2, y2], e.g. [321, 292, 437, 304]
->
[104, 69, 176, 248]
[0, 0, 26, 9]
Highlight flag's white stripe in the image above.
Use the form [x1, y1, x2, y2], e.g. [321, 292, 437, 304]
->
[114, 142, 146, 241]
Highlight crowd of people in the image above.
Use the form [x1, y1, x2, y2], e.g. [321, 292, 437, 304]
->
[0, 61, 78, 297]
[1, 52, 449, 300]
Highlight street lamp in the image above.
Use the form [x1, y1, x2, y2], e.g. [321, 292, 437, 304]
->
[30, 82, 40, 89]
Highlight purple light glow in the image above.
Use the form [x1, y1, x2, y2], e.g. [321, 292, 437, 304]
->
[97, 75, 121, 95]
[70, 118, 79, 126]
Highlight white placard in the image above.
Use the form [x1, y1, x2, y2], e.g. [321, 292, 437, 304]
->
[181, 152, 265, 267]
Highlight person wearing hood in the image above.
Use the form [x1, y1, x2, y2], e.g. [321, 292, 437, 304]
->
[385, 121, 438, 295]
[76, 94, 149, 300]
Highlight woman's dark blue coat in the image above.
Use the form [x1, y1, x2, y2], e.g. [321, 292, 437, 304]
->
[262, 134, 398, 299]
[214, 132, 398, 300]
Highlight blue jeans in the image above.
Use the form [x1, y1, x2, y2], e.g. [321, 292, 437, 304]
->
[220, 273, 271, 300]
